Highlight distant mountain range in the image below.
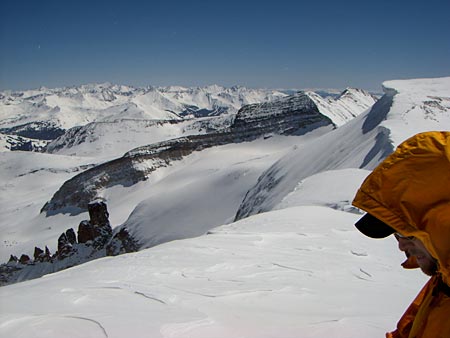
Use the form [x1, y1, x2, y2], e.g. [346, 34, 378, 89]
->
[0, 83, 377, 157]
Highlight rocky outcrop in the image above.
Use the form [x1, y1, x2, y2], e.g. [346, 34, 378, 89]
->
[231, 92, 333, 136]
[34, 246, 51, 263]
[0, 121, 65, 140]
[42, 93, 335, 215]
[0, 201, 139, 286]
[0, 133, 49, 152]
[106, 228, 140, 256]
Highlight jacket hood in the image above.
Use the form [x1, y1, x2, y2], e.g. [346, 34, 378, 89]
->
[352, 131, 450, 285]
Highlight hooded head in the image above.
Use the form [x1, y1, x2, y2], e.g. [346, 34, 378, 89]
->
[352, 131, 450, 285]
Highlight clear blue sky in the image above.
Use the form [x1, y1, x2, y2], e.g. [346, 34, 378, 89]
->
[1, 0, 449, 91]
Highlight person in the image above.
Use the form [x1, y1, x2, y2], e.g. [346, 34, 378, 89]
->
[352, 131, 450, 338]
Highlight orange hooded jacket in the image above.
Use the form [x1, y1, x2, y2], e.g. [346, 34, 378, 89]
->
[352, 131, 450, 338]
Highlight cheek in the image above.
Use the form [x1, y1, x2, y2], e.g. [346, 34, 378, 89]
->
[398, 239, 414, 251]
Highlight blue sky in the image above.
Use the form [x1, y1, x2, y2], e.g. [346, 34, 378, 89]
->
[1, 0, 449, 91]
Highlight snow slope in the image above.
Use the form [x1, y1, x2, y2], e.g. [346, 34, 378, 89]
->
[0, 135, 303, 262]
[307, 88, 377, 126]
[119, 134, 323, 250]
[235, 77, 450, 219]
[44, 119, 195, 160]
[380, 77, 450, 144]
[0, 203, 427, 338]
[0, 152, 95, 261]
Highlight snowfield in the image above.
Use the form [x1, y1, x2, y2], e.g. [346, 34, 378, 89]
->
[0, 205, 427, 338]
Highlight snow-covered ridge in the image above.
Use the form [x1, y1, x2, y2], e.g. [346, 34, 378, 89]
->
[306, 88, 377, 126]
[380, 76, 450, 144]
[234, 77, 450, 220]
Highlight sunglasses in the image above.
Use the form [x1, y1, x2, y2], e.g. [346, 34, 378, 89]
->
[394, 232, 415, 241]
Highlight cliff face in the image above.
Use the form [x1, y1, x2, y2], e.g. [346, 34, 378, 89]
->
[41, 93, 334, 215]
[231, 92, 334, 136]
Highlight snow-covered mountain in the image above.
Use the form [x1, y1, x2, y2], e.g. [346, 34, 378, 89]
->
[235, 77, 450, 220]
[0, 83, 376, 160]
[307, 88, 378, 126]
[0, 77, 448, 337]
[0, 83, 286, 131]
[0, 83, 288, 157]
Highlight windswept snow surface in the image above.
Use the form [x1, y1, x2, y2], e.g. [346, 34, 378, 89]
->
[380, 76, 450, 144]
[0, 205, 427, 338]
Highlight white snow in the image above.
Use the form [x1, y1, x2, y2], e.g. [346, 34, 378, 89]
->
[0, 205, 427, 338]
[120, 136, 304, 249]
[381, 76, 450, 145]
[0, 151, 95, 259]
[307, 88, 377, 126]
[275, 168, 371, 212]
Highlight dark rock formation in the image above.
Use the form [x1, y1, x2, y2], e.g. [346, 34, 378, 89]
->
[3, 134, 49, 152]
[230, 92, 333, 136]
[88, 200, 110, 227]
[77, 220, 96, 244]
[34, 247, 44, 261]
[8, 255, 18, 263]
[66, 228, 77, 245]
[106, 228, 140, 256]
[77, 201, 112, 249]
[19, 254, 31, 265]
[56, 233, 74, 260]
[33, 246, 52, 263]
[0, 202, 138, 286]
[0, 121, 65, 140]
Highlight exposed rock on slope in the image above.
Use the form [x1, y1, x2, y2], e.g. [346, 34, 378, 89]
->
[231, 92, 334, 135]
[0, 201, 138, 286]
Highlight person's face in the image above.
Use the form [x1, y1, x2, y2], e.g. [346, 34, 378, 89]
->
[395, 234, 438, 276]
